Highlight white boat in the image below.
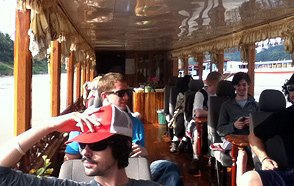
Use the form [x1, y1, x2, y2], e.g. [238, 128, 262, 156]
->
[195, 60, 294, 79]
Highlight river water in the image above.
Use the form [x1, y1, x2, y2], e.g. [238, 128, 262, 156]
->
[0, 73, 68, 142]
[0, 73, 292, 142]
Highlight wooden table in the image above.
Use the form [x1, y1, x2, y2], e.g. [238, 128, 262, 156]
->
[193, 117, 207, 155]
[225, 135, 249, 186]
[133, 92, 164, 124]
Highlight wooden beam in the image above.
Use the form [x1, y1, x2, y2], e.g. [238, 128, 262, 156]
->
[67, 51, 74, 106]
[75, 62, 81, 100]
[14, 9, 32, 135]
[50, 41, 61, 117]
[81, 61, 86, 95]
[217, 52, 224, 75]
[247, 44, 256, 96]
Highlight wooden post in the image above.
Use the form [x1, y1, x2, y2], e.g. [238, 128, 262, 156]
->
[90, 70, 95, 81]
[247, 44, 256, 96]
[173, 57, 178, 76]
[184, 56, 189, 75]
[197, 55, 204, 80]
[75, 62, 81, 100]
[217, 52, 224, 75]
[231, 145, 238, 186]
[14, 9, 32, 135]
[67, 51, 74, 106]
[86, 61, 90, 81]
[81, 61, 86, 95]
[50, 41, 61, 117]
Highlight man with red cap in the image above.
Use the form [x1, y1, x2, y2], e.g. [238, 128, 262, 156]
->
[0, 104, 160, 186]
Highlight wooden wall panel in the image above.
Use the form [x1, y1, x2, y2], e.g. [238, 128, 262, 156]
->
[133, 92, 164, 124]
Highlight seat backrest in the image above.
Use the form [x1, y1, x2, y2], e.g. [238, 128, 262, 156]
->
[207, 80, 235, 148]
[249, 89, 287, 170]
[184, 80, 204, 123]
[169, 77, 181, 116]
[207, 80, 235, 167]
[249, 89, 288, 170]
[164, 76, 178, 120]
[59, 157, 152, 182]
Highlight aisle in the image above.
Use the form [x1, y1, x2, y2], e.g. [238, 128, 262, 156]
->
[144, 124, 215, 186]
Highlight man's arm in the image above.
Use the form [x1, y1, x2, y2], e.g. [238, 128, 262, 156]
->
[193, 91, 206, 117]
[195, 109, 207, 118]
[0, 112, 99, 167]
[216, 103, 235, 137]
[249, 130, 278, 170]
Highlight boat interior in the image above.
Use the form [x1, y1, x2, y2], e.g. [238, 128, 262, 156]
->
[12, 0, 294, 185]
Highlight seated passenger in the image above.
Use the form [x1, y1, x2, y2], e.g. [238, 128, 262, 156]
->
[186, 71, 222, 174]
[239, 73, 294, 186]
[82, 75, 102, 108]
[0, 104, 160, 186]
[169, 75, 191, 152]
[217, 72, 259, 183]
[217, 72, 259, 137]
[65, 73, 147, 161]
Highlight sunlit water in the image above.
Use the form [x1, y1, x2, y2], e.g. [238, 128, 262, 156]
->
[0, 73, 68, 142]
[0, 73, 292, 142]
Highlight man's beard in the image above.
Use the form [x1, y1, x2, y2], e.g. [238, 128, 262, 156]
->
[82, 156, 99, 176]
[81, 156, 115, 177]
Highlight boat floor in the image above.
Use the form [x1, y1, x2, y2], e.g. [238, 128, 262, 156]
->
[144, 123, 232, 186]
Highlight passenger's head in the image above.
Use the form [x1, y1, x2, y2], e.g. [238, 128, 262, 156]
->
[232, 72, 251, 98]
[206, 71, 223, 86]
[66, 105, 133, 175]
[88, 76, 102, 91]
[98, 73, 131, 110]
[282, 73, 294, 103]
[232, 72, 251, 86]
[205, 71, 222, 94]
[180, 75, 192, 93]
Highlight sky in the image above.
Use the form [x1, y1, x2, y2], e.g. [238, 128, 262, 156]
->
[0, 0, 16, 40]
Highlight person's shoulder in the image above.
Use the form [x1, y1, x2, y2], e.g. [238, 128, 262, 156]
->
[277, 105, 294, 116]
[127, 179, 161, 186]
[129, 114, 143, 125]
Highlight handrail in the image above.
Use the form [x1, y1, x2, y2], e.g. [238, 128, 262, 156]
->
[16, 97, 85, 175]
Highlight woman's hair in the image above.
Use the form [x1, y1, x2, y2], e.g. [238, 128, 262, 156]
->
[180, 75, 192, 93]
[97, 73, 126, 95]
[232, 72, 251, 86]
[107, 134, 132, 169]
[282, 73, 294, 102]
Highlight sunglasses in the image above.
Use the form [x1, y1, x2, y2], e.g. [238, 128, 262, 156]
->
[287, 85, 294, 92]
[105, 89, 133, 97]
[79, 140, 109, 151]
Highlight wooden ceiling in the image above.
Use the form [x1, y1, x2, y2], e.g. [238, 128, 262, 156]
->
[58, 0, 294, 51]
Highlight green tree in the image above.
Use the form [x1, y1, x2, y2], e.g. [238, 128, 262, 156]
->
[0, 31, 14, 64]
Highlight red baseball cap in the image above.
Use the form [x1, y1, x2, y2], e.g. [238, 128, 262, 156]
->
[65, 104, 133, 144]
